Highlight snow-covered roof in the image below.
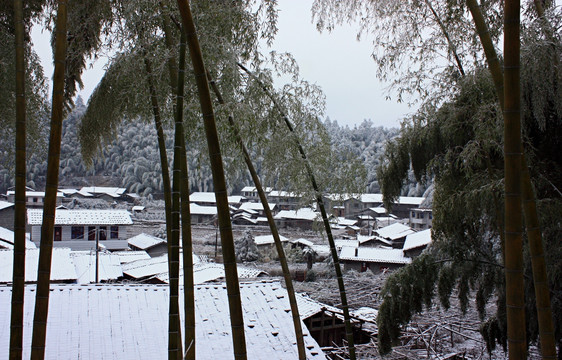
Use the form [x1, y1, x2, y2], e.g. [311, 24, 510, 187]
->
[254, 234, 289, 246]
[190, 203, 217, 216]
[155, 262, 267, 285]
[7, 190, 61, 197]
[0, 200, 14, 211]
[295, 292, 346, 320]
[359, 193, 383, 204]
[290, 238, 314, 247]
[369, 207, 387, 214]
[70, 251, 123, 284]
[241, 186, 273, 193]
[113, 250, 151, 264]
[375, 222, 415, 240]
[80, 186, 126, 197]
[268, 190, 301, 198]
[339, 246, 412, 265]
[403, 229, 432, 251]
[122, 253, 202, 280]
[27, 209, 133, 226]
[131, 205, 145, 211]
[274, 208, 318, 221]
[0, 226, 36, 249]
[239, 202, 275, 212]
[0, 248, 76, 283]
[189, 192, 244, 205]
[58, 188, 93, 197]
[333, 217, 357, 226]
[396, 196, 425, 206]
[0, 282, 325, 359]
[128, 233, 166, 250]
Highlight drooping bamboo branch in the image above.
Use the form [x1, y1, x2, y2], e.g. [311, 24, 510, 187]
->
[143, 55, 173, 249]
[467, 1, 556, 357]
[175, 1, 247, 359]
[30, 1, 68, 359]
[10, 0, 27, 358]
[237, 62, 356, 360]
[423, 0, 465, 77]
[208, 76, 307, 360]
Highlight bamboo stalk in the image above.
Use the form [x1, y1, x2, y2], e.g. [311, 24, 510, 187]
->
[208, 76, 307, 359]
[175, 1, 247, 358]
[237, 62, 357, 360]
[10, 0, 27, 358]
[30, 1, 68, 358]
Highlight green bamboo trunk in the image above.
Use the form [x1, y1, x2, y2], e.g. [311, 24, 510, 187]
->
[176, 1, 247, 359]
[467, 2, 555, 357]
[9, 0, 27, 358]
[237, 62, 356, 360]
[208, 77, 307, 359]
[30, 1, 68, 359]
[503, 0, 526, 358]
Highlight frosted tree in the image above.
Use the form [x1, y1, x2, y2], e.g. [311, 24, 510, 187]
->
[234, 231, 259, 263]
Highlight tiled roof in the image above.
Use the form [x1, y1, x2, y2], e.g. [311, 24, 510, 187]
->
[190, 192, 245, 204]
[239, 202, 275, 211]
[0, 248, 76, 283]
[254, 234, 288, 246]
[190, 203, 217, 216]
[79, 186, 126, 197]
[403, 228, 432, 251]
[0, 282, 326, 359]
[128, 233, 166, 250]
[0, 226, 36, 249]
[27, 209, 133, 226]
[0, 200, 14, 211]
[70, 251, 123, 284]
[375, 222, 415, 240]
[274, 208, 318, 221]
[154, 262, 267, 285]
[339, 246, 412, 265]
[113, 250, 151, 264]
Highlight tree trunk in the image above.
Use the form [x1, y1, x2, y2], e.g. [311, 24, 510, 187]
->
[175, 2, 247, 359]
[10, 0, 27, 358]
[30, 1, 68, 359]
[208, 76, 307, 360]
[503, 0, 526, 358]
[467, 2, 556, 357]
[237, 62, 356, 360]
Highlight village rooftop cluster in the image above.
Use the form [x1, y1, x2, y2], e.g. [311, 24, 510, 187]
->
[0, 185, 432, 358]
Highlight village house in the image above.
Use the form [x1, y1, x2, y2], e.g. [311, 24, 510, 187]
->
[409, 207, 433, 230]
[339, 246, 412, 273]
[0, 201, 15, 231]
[240, 186, 272, 201]
[27, 209, 133, 251]
[267, 190, 302, 210]
[0, 226, 36, 250]
[403, 228, 432, 258]
[189, 191, 245, 207]
[6, 190, 63, 208]
[371, 222, 416, 249]
[189, 203, 218, 224]
[0, 281, 326, 359]
[343, 194, 425, 220]
[254, 234, 289, 250]
[274, 208, 319, 230]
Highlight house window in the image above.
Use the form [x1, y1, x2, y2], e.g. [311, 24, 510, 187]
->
[99, 226, 107, 240]
[88, 226, 96, 240]
[71, 226, 84, 240]
[33, 197, 38, 203]
[429, 213, 433, 219]
[411, 211, 415, 218]
[110, 226, 119, 239]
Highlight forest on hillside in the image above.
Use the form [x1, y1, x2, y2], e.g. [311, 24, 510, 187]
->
[0, 99, 425, 198]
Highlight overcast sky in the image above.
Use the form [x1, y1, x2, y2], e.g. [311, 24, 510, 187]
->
[31, 1, 414, 129]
